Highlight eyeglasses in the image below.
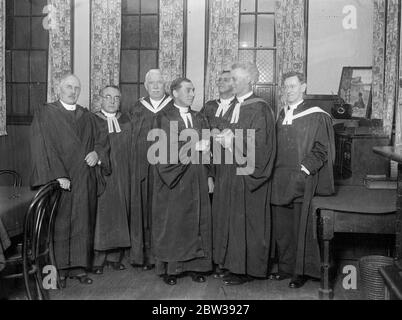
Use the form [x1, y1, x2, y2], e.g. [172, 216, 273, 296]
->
[102, 95, 121, 103]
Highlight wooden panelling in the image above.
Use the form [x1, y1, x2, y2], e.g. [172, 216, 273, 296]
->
[0, 125, 32, 187]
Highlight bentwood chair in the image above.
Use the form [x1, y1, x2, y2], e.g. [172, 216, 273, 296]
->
[1, 181, 62, 300]
[0, 170, 22, 187]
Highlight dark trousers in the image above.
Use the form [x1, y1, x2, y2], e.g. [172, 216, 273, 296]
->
[272, 203, 302, 276]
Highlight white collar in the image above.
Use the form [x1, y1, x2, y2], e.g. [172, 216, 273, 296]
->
[236, 91, 253, 104]
[219, 96, 235, 104]
[60, 100, 76, 111]
[288, 99, 304, 110]
[101, 110, 117, 118]
[174, 104, 190, 113]
[150, 96, 165, 108]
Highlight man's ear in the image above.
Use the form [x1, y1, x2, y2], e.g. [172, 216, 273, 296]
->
[301, 83, 307, 94]
[172, 90, 178, 99]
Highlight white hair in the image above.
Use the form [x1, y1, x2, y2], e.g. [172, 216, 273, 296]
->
[144, 69, 164, 84]
[58, 73, 81, 89]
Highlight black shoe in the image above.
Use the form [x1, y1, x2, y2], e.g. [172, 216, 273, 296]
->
[143, 264, 155, 271]
[106, 261, 126, 271]
[268, 272, 292, 281]
[213, 267, 228, 279]
[92, 266, 104, 275]
[58, 277, 67, 289]
[223, 273, 253, 286]
[189, 272, 206, 283]
[163, 275, 177, 286]
[69, 274, 93, 285]
[289, 276, 308, 289]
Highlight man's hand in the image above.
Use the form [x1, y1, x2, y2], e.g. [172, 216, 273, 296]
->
[208, 177, 214, 194]
[195, 139, 210, 153]
[216, 129, 234, 149]
[57, 178, 71, 191]
[85, 151, 99, 167]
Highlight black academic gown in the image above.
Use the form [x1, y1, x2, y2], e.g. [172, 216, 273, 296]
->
[129, 95, 172, 265]
[151, 102, 213, 275]
[30, 101, 110, 270]
[271, 101, 335, 277]
[93, 112, 131, 252]
[212, 94, 276, 278]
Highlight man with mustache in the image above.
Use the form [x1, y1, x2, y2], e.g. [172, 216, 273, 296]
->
[30, 74, 110, 288]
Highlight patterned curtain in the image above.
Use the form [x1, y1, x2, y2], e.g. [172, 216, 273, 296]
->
[90, 0, 121, 112]
[47, 0, 73, 102]
[0, 1, 5, 136]
[205, 0, 240, 102]
[159, 0, 185, 88]
[372, 0, 399, 140]
[397, 12, 402, 147]
[275, 0, 306, 107]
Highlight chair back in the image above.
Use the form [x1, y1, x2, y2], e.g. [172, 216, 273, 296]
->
[0, 170, 22, 187]
[22, 180, 62, 300]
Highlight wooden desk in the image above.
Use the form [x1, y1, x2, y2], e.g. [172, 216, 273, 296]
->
[0, 186, 35, 272]
[312, 186, 396, 300]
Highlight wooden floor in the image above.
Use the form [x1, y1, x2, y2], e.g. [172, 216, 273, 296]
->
[4, 261, 363, 300]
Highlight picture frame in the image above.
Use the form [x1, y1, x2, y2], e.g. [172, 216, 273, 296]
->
[338, 67, 372, 118]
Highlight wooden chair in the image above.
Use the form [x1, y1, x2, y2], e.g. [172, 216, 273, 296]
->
[0, 170, 22, 187]
[1, 181, 62, 300]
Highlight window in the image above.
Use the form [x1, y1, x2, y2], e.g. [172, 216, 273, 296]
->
[238, 0, 276, 106]
[5, 0, 49, 124]
[120, 0, 159, 113]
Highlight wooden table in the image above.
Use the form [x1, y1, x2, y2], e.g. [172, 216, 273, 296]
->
[0, 186, 36, 272]
[311, 185, 397, 300]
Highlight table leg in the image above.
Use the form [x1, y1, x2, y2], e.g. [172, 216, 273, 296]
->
[318, 210, 334, 300]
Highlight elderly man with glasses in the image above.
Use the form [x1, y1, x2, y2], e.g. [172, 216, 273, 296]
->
[91, 85, 131, 275]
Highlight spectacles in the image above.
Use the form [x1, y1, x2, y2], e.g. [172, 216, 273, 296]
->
[102, 95, 121, 103]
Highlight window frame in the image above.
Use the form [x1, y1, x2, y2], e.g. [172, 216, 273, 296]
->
[120, 0, 160, 112]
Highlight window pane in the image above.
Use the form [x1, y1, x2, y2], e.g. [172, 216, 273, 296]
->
[32, 17, 48, 49]
[14, 0, 30, 16]
[6, 84, 13, 113]
[12, 51, 29, 82]
[12, 84, 29, 115]
[241, 0, 255, 13]
[5, 51, 12, 81]
[238, 50, 255, 64]
[141, 0, 158, 14]
[121, 16, 140, 49]
[141, 16, 158, 48]
[122, 0, 140, 14]
[140, 84, 148, 99]
[30, 51, 47, 82]
[121, 50, 139, 82]
[6, 0, 14, 17]
[32, 0, 47, 16]
[121, 84, 138, 113]
[258, 0, 275, 12]
[257, 14, 275, 47]
[140, 50, 157, 81]
[239, 15, 255, 48]
[14, 17, 30, 49]
[256, 50, 274, 83]
[30, 84, 46, 113]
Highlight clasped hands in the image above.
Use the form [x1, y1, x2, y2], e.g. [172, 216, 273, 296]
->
[214, 129, 234, 150]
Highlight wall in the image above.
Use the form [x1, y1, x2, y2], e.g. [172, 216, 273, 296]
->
[307, 0, 374, 94]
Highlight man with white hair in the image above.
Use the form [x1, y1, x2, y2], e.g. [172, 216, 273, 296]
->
[30, 74, 110, 288]
[129, 69, 172, 271]
[212, 62, 276, 285]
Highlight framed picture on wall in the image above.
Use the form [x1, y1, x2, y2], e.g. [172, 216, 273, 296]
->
[338, 67, 372, 118]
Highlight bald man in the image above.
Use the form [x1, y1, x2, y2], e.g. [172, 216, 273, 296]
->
[129, 69, 172, 270]
[30, 74, 110, 288]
